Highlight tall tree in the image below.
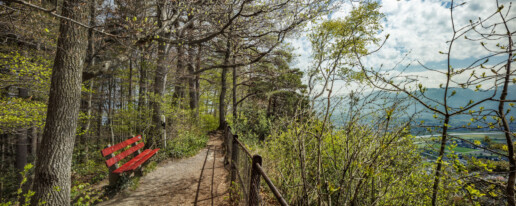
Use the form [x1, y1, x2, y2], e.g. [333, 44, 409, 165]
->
[494, 1, 514, 203]
[31, 0, 89, 204]
[148, 0, 172, 148]
[357, 1, 515, 205]
[218, 28, 232, 130]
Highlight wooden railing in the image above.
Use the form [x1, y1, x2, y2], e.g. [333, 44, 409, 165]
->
[223, 122, 288, 206]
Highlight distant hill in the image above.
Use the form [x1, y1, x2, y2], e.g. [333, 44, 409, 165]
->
[330, 85, 516, 131]
[412, 85, 516, 127]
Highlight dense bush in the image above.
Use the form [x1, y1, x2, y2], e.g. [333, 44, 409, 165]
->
[200, 114, 218, 132]
[263, 119, 433, 205]
[165, 130, 209, 158]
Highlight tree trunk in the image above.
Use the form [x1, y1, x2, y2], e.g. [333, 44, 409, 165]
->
[96, 81, 104, 151]
[31, 0, 88, 204]
[129, 57, 133, 104]
[172, 18, 185, 106]
[149, 0, 170, 148]
[1, 135, 4, 166]
[28, 126, 38, 192]
[232, 56, 237, 121]
[81, 0, 95, 160]
[16, 128, 28, 182]
[194, 45, 202, 118]
[173, 43, 185, 105]
[188, 45, 197, 114]
[16, 128, 29, 204]
[0, 134, 4, 198]
[16, 88, 30, 202]
[150, 42, 168, 148]
[213, 89, 218, 118]
[108, 70, 115, 145]
[81, 79, 94, 163]
[29, 127, 37, 159]
[499, 21, 515, 205]
[431, 116, 449, 206]
[16, 88, 29, 171]
[218, 34, 231, 130]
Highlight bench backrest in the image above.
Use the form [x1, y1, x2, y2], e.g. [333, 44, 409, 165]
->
[101, 135, 144, 167]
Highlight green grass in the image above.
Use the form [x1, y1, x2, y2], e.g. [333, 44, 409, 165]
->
[418, 132, 508, 153]
[451, 133, 506, 143]
[452, 147, 477, 153]
[425, 144, 476, 153]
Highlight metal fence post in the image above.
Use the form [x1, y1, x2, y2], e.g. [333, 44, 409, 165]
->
[230, 134, 239, 202]
[249, 155, 262, 206]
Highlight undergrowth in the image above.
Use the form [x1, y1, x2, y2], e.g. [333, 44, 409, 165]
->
[143, 161, 158, 175]
[165, 131, 209, 158]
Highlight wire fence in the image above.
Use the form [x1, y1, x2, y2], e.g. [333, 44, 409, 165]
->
[223, 122, 288, 206]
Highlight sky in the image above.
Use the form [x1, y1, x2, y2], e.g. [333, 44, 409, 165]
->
[288, 0, 516, 93]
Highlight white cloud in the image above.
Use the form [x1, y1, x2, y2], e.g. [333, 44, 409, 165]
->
[366, 0, 513, 67]
[289, 0, 516, 90]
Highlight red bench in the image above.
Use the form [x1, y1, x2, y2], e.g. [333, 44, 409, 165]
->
[101, 135, 160, 185]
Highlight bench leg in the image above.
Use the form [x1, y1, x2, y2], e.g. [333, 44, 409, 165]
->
[130, 141, 144, 177]
[134, 167, 143, 177]
[108, 167, 120, 187]
[104, 145, 121, 186]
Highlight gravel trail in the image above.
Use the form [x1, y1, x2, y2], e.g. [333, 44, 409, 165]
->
[99, 131, 229, 206]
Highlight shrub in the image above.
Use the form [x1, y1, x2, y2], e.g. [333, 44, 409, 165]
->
[165, 131, 209, 158]
[200, 114, 218, 132]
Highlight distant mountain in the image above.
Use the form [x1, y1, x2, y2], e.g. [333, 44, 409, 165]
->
[412, 85, 516, 126]
[329, 85, 516, 130]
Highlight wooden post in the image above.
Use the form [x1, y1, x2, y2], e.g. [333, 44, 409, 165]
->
[224, 125, 231, 166]
[249, 155, 262, 206]
[104, 144, 120, 186]
[230, 134, 239, 202]
[131, 135, 143, 177]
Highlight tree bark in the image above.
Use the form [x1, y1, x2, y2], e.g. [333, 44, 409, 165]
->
[138, 48, 147, 117]
[188, 45, 198, 114]
[173, 23, 186, 105]
[194, 45, 202, 118]
[129, 57, 133, 104]
[29, 127, 37, 159]
[96, 81, 104, 151]
[81, 79, 93, 163]
[80, 0, 95, 162]
[31, 0, 88, 204]
[0, 134, 4, 198]
[16, 88, 30, 203]
[218, 33, 231, 130]
[232, 57, 237, 121]
[16, 129, 28, 182]
[149, 0, 170, 148]
[431, 115, 450, 206]
[16, 128, 29, 204]
[16, 87, 29, 177]
[107, 68, 114, 145]
[498, 14, 515, 205]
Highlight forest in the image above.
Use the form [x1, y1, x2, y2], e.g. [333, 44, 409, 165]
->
[0, 0, 515, 205]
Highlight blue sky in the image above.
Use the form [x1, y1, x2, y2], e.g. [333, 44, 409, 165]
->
[288, 0, 515, 90]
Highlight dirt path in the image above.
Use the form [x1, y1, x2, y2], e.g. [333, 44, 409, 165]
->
[99, 131, 229, 206]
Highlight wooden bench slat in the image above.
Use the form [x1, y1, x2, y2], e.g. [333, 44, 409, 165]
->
[105, 142, 145, 167]
[126, 148, 160, 171]
[113, 149, 153, 174]
[101, 135, 142, 157]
